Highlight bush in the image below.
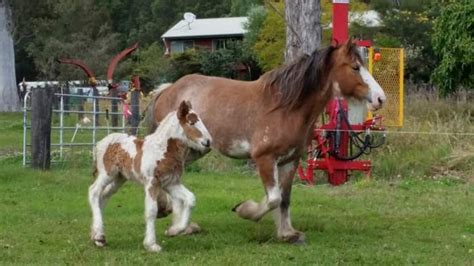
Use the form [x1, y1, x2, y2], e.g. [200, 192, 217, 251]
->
[431, 1, 474, 95]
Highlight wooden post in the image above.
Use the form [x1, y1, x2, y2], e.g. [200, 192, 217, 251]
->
[63, 82, 70, 113]
[129, 90, 140, 135]
[31, 86, 53, 169]
[77, 88, 84, 120]
[92, 86, 100, 126]
[110, 88, 119, 127]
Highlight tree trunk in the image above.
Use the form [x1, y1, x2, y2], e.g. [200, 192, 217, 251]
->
[284, 0, 322, 63]
[0, 0, 20, 112]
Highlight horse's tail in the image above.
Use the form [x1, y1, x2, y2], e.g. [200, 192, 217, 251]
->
[141, 83, 173, 134]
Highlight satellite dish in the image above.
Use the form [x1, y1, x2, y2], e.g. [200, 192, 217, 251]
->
[184, 12, 196, 29]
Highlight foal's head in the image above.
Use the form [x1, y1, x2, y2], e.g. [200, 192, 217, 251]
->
[328, 40, 386, 110]
[176, 101, 212, 152]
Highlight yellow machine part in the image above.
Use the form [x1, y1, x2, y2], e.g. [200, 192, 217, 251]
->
[368, 47, 405, 127]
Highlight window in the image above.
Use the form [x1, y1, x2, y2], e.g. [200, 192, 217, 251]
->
[183, 40, 194, 51]
[170, 40, 195, 53]
[212, 38, 241, 51]
[213, 39, 226, 51]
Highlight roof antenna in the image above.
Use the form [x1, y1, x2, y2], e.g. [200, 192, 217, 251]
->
[184, 12, 196, 30]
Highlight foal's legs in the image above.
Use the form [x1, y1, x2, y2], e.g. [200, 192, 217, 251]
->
[164, 184, 198, 236]
[143, 182, 161, 252]
[89, 173, 115, 247]
[273, 161, 305, 243]
[233, 155, 282, 221]
[100, 176, 126, 209]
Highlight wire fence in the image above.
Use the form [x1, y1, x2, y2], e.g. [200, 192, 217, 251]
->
[22, 88, 139, 166]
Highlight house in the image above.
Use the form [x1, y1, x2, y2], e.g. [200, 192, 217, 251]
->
[161, 17, 248, 55]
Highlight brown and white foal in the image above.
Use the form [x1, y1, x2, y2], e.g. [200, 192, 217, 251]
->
[88, 101, 212, 252]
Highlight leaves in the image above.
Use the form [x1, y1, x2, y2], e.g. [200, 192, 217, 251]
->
[252, 1, 285, 71]
[431, 1, 474, 94]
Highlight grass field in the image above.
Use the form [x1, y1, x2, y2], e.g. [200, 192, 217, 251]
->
[0, 94, 473, 264]
[1, 163, 473, 264]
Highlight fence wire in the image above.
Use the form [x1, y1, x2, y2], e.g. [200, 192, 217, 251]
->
[22, 90, 144, 166]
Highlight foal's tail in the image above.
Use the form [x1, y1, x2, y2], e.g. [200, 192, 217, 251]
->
[92, 145, 98, 178]
[141, 83, 173, 134]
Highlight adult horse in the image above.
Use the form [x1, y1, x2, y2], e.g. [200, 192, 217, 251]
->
[144, 41, 386, 243]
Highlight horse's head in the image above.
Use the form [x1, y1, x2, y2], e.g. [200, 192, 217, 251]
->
[328, 40, 386, 111]
[177, 100, 212, 152]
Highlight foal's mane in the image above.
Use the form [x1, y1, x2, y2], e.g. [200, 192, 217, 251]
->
[261, 43, 361, 111]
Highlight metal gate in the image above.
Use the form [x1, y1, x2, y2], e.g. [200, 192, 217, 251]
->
[368, 47, 405, 127]
[22, 88, 127, 166]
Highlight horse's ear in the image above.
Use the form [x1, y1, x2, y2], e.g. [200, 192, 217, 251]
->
[344, 37, 354, 49]
[177, 100, 190, 122]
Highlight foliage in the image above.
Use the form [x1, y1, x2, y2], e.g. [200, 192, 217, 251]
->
[431, 1, 474, 95]
[199, 49, 237, 78]
[199, 42, 248, 79]
[252, 1, 285, 71]
[156, 41, 259, 82]
[242, 5, 267, 54]
[230, 0, 263, 16]
[166, 50, 202, 82]
[16, 0, 120, 80]
[355, 0, 442, 84]
[382, 9, 436, 83]
[251, 1, 369, 70]
[12, 0, 238, 82]
[115, 42, 170, 91]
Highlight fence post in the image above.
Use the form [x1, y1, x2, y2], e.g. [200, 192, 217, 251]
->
[92, 96, 97, 146]
[129, 90, 140, 135]
[31, 86, 54, 169]
[93, 86, 100, 126]
[110, 88, 119, 127]
[22, 91, 31, 167]
[63, 82, 70, 113]
[77, 88, 84, 120]
[59, 91, 64, 159]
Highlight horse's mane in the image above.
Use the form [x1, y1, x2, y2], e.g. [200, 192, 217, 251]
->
[260, 43, 361, 111]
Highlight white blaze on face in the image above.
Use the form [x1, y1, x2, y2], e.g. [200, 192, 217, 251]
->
[190, 113, 213, 152]
[359, 66, 386, 110]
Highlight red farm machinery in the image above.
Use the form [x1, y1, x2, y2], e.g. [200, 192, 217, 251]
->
[297, 0, 405, 185]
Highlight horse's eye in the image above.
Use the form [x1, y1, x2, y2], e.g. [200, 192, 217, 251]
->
[352, 65, 360, 71]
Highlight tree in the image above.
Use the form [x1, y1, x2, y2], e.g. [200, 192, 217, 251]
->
[230, 0, 263, 16]
[285, 0, 322, 63]
[431, 1, 474, 95]
[24, 0, 119, 80]
[0, 0, 20, 112]
[250, 1, 368, 70]
[253, 2, 285, 71]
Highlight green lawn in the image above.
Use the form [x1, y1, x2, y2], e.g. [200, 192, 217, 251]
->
[1, 99, 473, 265]
[0, 162, 473, 264]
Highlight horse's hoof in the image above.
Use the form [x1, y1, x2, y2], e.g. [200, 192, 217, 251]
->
[165, 226, 183, 237]
[92, 235, 106, 247]
[232, 201, 244, 212]
[280, 231, 306, 245]
[182, 222, 201, 235]
[233, 200, 261, 222]
[145, 243, 162, 253]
